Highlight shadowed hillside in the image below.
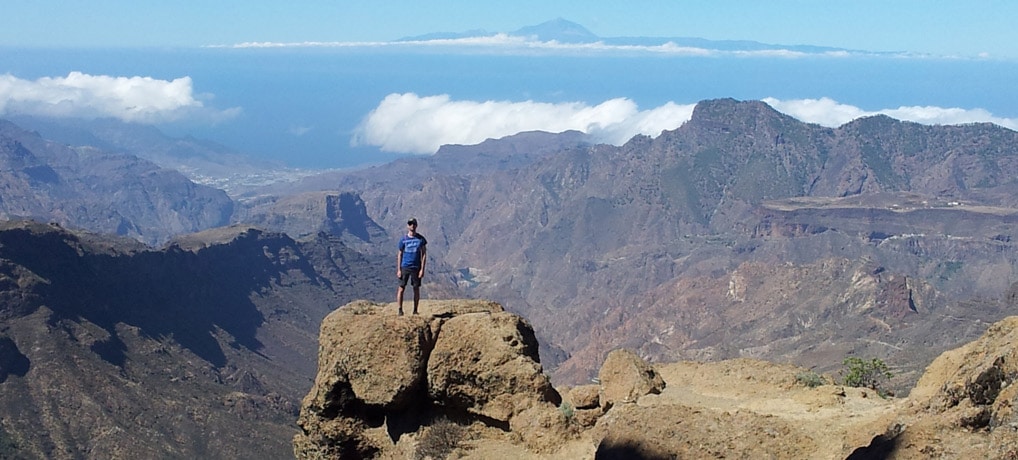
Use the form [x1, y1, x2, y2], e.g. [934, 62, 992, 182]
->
[0, 220, 393, 459]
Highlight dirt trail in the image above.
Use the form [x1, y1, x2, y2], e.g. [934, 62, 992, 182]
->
[641, 359, 902, 459]
[453, 358, 902, 460]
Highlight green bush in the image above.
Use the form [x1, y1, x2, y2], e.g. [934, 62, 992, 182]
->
[795, 370, 826, 388]
[841, 357, 893, 394]
[415, 418, 465, 460]
[559, 400, 575, 419]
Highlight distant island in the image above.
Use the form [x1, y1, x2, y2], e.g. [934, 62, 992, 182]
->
[397, 17, 891, 55]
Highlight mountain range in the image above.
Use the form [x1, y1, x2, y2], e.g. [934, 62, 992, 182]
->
[266, 98, 1018, 387]
[3, 98, 1018, 456]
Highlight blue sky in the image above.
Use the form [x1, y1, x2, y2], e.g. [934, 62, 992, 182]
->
[3, 0, 1016, 59]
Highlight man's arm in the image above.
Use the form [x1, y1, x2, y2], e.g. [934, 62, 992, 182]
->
[418, 245, 426, 278]
[396, 249, 404, 277]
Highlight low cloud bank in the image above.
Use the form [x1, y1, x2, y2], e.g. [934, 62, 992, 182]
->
[219, 35, 885, 59]
[355, 93, 1018, 155]
[352, 93, 695, 154]
[0, 72, 239, 123]
[764, 97, 1018, 131]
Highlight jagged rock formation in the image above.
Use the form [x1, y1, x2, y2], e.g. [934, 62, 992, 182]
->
[298, 303, 1018, 459]
[236, 191, 388, 254]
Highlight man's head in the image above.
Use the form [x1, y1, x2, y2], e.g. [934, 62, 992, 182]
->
[407, 218, 418, 232]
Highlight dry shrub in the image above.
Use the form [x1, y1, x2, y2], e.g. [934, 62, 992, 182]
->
[415, 418, 466, 460]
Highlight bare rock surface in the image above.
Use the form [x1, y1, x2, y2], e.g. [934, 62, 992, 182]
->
[885, 316, 1018, 458]
[597, 348, 665, 409]
[296, 301, 1018, 459]
[428, 310, 560, 422]
[568, 384, 601, 410]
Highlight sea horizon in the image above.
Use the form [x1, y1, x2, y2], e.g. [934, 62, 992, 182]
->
[3, 45, 1017, 169]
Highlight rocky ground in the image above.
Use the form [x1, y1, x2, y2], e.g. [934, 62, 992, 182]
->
[296, 299, 1018, 459]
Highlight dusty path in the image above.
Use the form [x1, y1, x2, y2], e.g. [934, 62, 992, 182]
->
[642, 359, 902, 459]
[454, 358, 901, 459]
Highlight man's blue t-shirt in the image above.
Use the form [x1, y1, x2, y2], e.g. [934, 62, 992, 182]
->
[399, 234, 427, 269]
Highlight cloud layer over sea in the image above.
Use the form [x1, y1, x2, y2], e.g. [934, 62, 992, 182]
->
[0, 72, 239, 123]
[1, 45, 1016, 168]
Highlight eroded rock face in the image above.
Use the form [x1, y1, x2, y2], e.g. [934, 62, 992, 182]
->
[893, 316, 1018, 457]
[310, 300, 433, 411]
[293, 299, 562, 459]
[912, 318, 1018, 421]
[428, 311, 560, 422]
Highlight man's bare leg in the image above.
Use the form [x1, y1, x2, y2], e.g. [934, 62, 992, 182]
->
[396, 286, 405, 316]
[412, 286, 420, 314]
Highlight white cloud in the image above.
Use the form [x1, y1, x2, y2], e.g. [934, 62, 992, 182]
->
[761, 97, 868, 127]
[0, 72, 239, 123]
[218, 36, 877, 59]
[352, 93, 695, 154]
[763, 97, 1018, 130]
[288, 125, 314, 136]
[220, 37, 722, 58]
[355, 94, 1018, 155]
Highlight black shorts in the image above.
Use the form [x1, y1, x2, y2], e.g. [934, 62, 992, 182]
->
[399, 268, 421, 287]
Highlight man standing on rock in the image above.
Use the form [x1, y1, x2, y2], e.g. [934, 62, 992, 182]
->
[396, 217, 427, 315]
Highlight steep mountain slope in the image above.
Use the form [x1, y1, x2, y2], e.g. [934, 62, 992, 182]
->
[0, 220, 392, 459]
[0, 120, 234, 246]
[271, 99, 1018, 390]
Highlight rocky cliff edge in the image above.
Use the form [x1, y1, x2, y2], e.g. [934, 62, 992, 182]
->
[295, 300, 1018, 459]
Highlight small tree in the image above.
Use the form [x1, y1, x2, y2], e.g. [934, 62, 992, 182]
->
[841, 357, 893, 394]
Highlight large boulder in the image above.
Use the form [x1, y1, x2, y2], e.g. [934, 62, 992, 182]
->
[427, 311, 561, 422]
[294, 299, 562, 459]
[598, 348, 665, 409]
[306, 300, 433, 411]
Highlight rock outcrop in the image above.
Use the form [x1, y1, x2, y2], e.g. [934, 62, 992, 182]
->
[865, 316, 1018, 458]
[294, 299, 568, 459]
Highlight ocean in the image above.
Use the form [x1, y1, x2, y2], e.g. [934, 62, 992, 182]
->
[2, 46, 1016, 169]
